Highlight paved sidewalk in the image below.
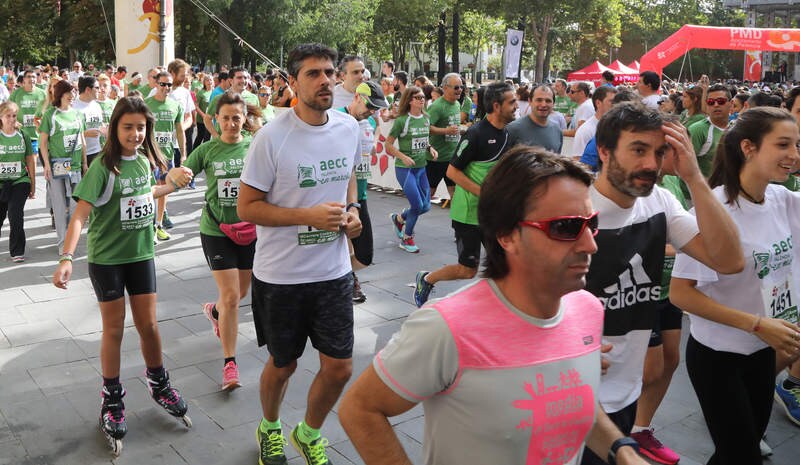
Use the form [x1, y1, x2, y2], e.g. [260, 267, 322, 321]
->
[0, 170, 798, 464]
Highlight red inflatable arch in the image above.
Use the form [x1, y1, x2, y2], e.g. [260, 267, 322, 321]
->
[640, 25, 800, 75]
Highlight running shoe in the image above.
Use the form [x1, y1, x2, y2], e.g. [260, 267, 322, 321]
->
[775, 380, 800, 426]
[11, 256, 25, 263]
[352, 273, 366, 303]
[256, 426, 288, 465]
[221, 361, 241, 391]
[414, 271, 433, 307]
[202, 302, 220, 338]
[630, 428, 679, 464]
[162, 211, 174, 229]
[155, 226, 171, 241]
[290, 425, 331, 465]
[399, 236, 419, 253]
[390, 213, 404, 239]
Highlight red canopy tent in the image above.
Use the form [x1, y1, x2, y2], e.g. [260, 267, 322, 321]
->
[567, 61, 614, 86]
[606, 60, 639, 83]
[627, 60, 641, 72]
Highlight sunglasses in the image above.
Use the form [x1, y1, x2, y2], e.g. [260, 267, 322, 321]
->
[706, 97, 729, 106]
[518, 212, 599, 241]
[412, 95, 426, 101]
[259, 93, 268, 97]
[449, 85, 464, 90]
[158, 82, 173, 87]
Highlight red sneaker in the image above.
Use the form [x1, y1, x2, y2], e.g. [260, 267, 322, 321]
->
[630, 428, 680, 465]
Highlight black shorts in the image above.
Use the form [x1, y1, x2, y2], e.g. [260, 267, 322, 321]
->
[200, 232, 255, 271]
[648, 299, 684, 347]
[453, 220, 481, 269]
[426, 160, 456, 191]
[88, 259, 157, 302]
[251, 273, 354, 367]
[86, 152, 101, 167]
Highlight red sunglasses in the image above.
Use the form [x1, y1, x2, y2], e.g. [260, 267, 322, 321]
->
[519, 212, 599, 241]
[706, 97, 729, 106]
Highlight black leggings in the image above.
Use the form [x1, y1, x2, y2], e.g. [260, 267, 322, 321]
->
[0, 181, 29, 257]
[686, 335, 775, 465]
[350, 198, 373, 266]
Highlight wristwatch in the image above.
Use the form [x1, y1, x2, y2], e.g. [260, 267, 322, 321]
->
[346, 202, 361, 212]
[608, 437, 640, 465]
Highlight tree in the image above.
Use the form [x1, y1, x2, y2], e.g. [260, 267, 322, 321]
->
[459, 11, 504, 72]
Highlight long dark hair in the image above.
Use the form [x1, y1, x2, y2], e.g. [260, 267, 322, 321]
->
[102, 97, 166, 175]
[708, 106, 795, 205]
[397, 86, 424, 116]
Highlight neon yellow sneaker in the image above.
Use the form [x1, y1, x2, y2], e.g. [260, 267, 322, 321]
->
[155, 226, 171, 241]
[256, 426, 287, 465]
[290, 425, 331, 465]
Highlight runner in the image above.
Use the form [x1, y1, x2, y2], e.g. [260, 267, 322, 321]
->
[580, 102, 744, 465]
[237, 43, 361, 465]
[426, 72, 463, 205]
[96, 74, 116, 146]
[184, 92, 257, 391]
[9, 69, 46, 157]
[144, 71, 185, 241]
[0, 101, 35, 262]
[39, 79, 87, 255]
[51, 97, 194, 456]
[386, 86, 437, 253]
[341, 147, 649, 465]
[194, 74, 214, 146]
[414, 82, 516, 306]
[73, 76, 107, 167]
[671, 107, 800, 465]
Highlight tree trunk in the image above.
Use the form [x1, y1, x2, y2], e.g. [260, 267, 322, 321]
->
[452, 8, 460, 74]
[543, 31, 554, 81]
[218, 21, 232, 68]
[530, 15, 552, 83]
[438, 10, 447, 84]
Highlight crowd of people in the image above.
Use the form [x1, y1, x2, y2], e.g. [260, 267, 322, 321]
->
[1, 45, 800, 465]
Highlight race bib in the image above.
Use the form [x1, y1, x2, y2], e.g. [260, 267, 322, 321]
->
[120, 193, 155, 231]
[411, 137, 429, 151]
[154, 131, 173, 147]
[22, 114, 35, 126]
[762, 274, 798, 324]
[63, 134, 80, 152]
[51, 157, 72, 178]
[298, 225, 340, 246]
[355, 154, 371, 180]
[216, 177, 240, 207]
[0, 161, 21, 180]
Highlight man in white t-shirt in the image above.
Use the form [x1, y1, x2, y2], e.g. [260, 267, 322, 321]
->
[565, 81, 594, 137]
[637, 71, 661, 110]
[573, 86, 616, 158]
[72, 76, 106, 167]
[340, 148, 649, 465]
[238, 43, 362, 465]
[580, 102, 744, 465]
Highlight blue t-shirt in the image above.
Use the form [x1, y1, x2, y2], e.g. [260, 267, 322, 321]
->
[579, 137, 599, 172]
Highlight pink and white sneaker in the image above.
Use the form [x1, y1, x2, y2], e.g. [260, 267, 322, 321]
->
[202, 303, 220, 338]
[630, 428, 680, 465]
[221, 361, 241, 391]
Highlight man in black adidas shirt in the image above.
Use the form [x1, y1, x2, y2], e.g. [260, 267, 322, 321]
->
[580, 102, 744, 465]
[413, 82, 516, 306]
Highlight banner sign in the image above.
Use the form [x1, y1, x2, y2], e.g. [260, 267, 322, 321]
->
[115, 0, 175, 72]
[504, 29, 524, 78]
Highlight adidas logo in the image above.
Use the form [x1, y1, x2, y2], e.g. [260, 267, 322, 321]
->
[599, 253, 661, 310]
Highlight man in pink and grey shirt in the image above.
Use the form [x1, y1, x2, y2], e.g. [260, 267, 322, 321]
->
[340, 147, 649, 465]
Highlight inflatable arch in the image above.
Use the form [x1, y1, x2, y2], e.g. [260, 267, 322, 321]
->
[640, 25, 800, 76]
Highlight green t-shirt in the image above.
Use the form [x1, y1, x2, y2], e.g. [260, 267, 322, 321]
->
[389, 114, 430, 168]
[426, 97, 461, 161]
[39, 107, 85, 172]
[182, 137, 249, 237]
[196, 88, 212, 115]
[144, 97, 183, 159]
[73, 154, 156, 265]
[781, 174, 800, 192]
[191, 80, 203, 93]
[97, 99, 116, 147]
[35, 82, 48, 91]
[658, 174, 688, 300]
[460, 96, 473, 121]
[0, 130, 33, 185]
[554, 95, 576, 117]
[681, 118, 725, 200]
[680, 111, 706, 129]
[9, 87, 46, 141]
